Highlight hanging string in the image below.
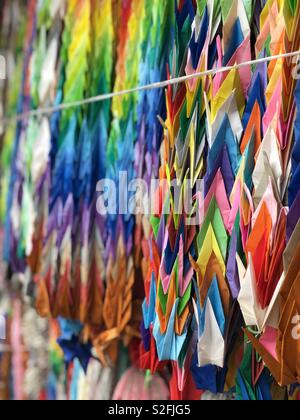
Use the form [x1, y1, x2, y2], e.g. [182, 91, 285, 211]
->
[1, 50, 300, 126]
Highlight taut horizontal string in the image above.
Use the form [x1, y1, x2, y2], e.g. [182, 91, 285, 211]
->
[1, 50, 300, 126]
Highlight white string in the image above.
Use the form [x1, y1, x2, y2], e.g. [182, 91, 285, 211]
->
[2, 50, 300, 125]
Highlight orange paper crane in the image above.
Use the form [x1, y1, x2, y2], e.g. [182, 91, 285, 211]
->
[245, 242, 300, 386]
[93, 238, 141, 366]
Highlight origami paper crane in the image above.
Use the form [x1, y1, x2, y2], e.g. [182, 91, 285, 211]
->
[2, 0, 300, 402]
